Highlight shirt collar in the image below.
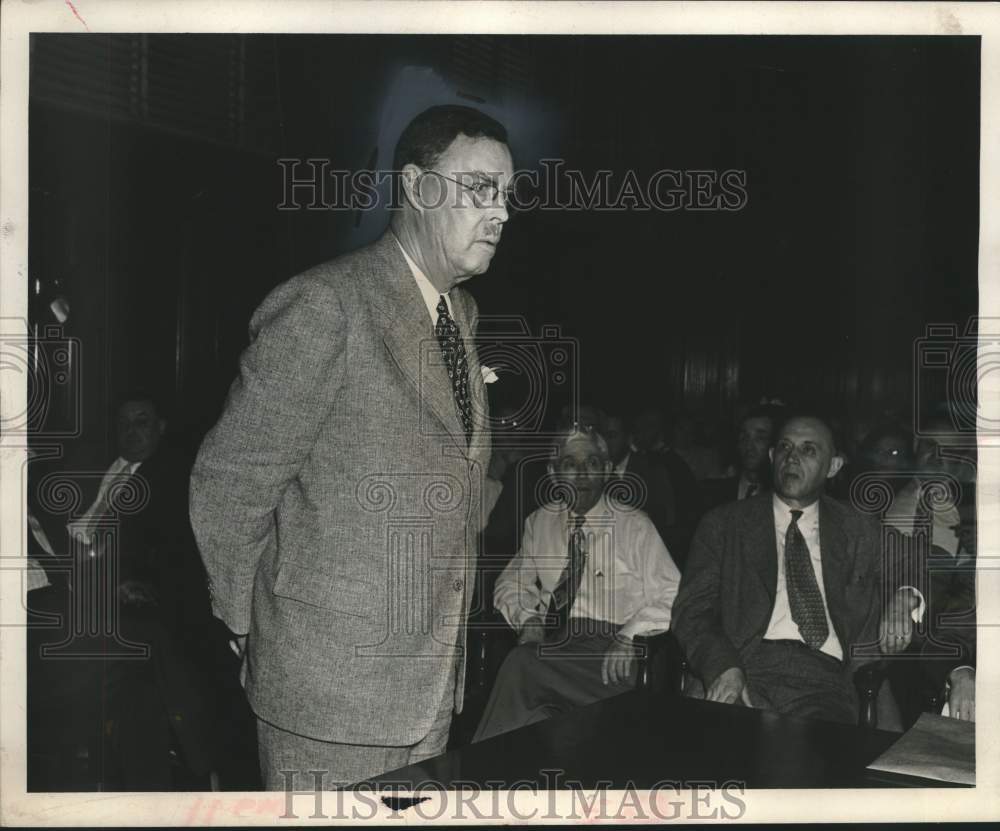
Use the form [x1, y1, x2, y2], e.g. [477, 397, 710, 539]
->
[112, 457, 143, 475]
[565, 492, 612, 526]
[394, 236, 453, 322]
[772, 492, 819, 527]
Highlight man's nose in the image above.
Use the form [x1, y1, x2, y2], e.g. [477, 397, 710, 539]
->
[490, 191, 510, 223]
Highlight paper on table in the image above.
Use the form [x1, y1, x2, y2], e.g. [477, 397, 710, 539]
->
[867, 712, 974, 785]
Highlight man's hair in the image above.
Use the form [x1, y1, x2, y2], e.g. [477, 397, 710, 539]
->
[556, 403, 607, 436]
[393, 105, 508, 172]
[740, 403, 783, 434]
[552, 425, 610, 463]
[117, 388, 165, 420]
[742, 402, 780, 423]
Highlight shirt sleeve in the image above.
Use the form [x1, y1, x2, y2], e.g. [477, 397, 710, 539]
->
[898, 585, 927, 623]
[493, 512, 548, 631]
[618, 516, 682, 639]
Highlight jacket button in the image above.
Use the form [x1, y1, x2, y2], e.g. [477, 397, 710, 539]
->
[453, 579, 464, 592]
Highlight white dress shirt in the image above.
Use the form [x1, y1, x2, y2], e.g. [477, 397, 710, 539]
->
[763, 495, 843, 660]
[395, 236, 454, 322]
[494, 494, 682, 639]
[67, 456, 142, 545]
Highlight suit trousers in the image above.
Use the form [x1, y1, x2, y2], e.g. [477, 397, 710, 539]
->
[257, 651, 457, 790]
[743, 639, 857, 725]
[472, 618, 636, 743]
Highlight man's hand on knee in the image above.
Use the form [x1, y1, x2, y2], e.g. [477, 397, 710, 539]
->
[706, 666, 752, 705]
[879, 588, 919, 654]
[601, 636, 639, 686]
[518, 616, 546, 645]
[948, 667, 975, 722]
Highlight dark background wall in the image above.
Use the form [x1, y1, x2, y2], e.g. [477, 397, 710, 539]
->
[28, 34, 979, 465]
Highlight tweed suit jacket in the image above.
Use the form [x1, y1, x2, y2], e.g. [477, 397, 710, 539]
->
[671, 492, 884, 689]
[190, 231, 499, 745]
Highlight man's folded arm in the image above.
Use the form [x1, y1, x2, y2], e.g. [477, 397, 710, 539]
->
[671, 514, 742, 685]
[189, 277, 347, 635]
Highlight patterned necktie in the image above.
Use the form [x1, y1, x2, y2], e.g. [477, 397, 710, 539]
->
[549, 514, 587, 633]
[785, 509, 829, 649]
[745, 482, 759, 499]
[434, 295, 473, 441]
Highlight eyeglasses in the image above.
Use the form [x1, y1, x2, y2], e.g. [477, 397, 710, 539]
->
[421, 169, 516, 209]
[556, 456, 607, 475]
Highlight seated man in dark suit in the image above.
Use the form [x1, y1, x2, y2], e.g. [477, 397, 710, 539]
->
[702, 404, 779, 508]
[472, 426, 681, 742]
[673, 413, 908, 725]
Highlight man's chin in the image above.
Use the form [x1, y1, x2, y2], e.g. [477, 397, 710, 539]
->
[571, 493, 601, 513]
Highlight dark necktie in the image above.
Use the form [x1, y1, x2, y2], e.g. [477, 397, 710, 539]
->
[434, 295, 473, 441]
[549, 514, 587, 634]
[785, 509, 829, 649]
[745, 481, 759, 499]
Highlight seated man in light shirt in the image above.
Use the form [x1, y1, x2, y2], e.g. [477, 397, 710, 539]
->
[472, 426, 682, 743]
[673, 413, 914, 725]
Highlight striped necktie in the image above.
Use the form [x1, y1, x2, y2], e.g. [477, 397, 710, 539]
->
[549, 514, 587, 634]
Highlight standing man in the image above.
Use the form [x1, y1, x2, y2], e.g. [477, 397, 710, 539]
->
[190, 106, 512, 788]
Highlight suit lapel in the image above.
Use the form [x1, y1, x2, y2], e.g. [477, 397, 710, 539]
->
[366, 233, 467, 453]
[818, 497, 850, 648]
[744, 493, 778, 607]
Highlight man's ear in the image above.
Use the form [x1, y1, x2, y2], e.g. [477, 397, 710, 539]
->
[157, 418, 167, 437]
[826, 454, 844, 479]
[399, 164, 424, 212]
[768, 447, 774, 465]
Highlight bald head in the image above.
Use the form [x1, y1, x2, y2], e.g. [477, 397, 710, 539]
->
[769, 415, 843, 508]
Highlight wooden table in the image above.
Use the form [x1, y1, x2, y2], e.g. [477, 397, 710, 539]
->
[370, 690, 961, 789]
